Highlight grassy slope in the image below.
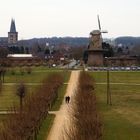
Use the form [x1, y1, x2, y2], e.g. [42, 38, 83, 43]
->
[90, 72, 140, 140]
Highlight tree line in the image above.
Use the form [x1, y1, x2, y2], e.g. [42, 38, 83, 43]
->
[63, 71, 102, 140]
[0, 73, 64, 140]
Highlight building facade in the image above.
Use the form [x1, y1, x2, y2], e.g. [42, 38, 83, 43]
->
[105, 56, 139, 66]
[0, 19, 18, 47]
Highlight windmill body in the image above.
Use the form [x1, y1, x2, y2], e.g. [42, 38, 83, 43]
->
[87, 30, 104, 66]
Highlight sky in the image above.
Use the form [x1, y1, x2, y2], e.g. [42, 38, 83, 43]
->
[0, 0, 140, 39]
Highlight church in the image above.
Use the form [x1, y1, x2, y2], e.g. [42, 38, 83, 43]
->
[0, 19, 18, 47]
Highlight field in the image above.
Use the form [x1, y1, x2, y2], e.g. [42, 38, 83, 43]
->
[37, 114, 55, 140]
[0, 66, 70, 110]
[90, 71, 140, 140]
[1, 68, 140, 139]
[0, 66, 71, 139]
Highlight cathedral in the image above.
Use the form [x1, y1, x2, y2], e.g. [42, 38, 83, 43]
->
[0, 19, 18, 47]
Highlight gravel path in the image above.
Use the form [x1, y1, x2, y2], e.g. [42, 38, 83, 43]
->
[47, 70, 80, 140]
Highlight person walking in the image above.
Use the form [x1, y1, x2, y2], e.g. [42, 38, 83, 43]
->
[65, 96, 68, 103]
[67, 96, 70, 103]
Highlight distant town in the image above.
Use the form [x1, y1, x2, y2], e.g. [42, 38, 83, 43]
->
[0, 19, 140, 69]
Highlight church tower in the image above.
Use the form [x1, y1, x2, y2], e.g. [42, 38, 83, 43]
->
[8, 19, 18, 46]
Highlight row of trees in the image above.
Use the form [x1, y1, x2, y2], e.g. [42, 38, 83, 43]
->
[0, 73, 64, 140]
[8, 46, 29, 54]
[63, 72, 102, 140]
[10, 66, 32, 75]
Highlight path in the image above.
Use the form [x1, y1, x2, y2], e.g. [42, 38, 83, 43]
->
[2, 82, 140, 86]
[2, 83, 69, 86]
[47, 70, 80, 140]
[96, 82, 140, 86]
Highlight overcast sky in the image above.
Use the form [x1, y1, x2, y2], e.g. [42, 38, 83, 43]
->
[0, 0, 140, 39]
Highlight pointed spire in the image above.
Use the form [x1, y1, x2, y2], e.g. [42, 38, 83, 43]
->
[10, 19, 16, 32]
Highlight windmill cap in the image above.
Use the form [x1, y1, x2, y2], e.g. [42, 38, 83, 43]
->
[90, 30, 101, 35]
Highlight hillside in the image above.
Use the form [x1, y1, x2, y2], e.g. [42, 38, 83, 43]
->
[115, 36, 140, 47]
[17, 36, 140, 49]
[18, 37, 89, 47]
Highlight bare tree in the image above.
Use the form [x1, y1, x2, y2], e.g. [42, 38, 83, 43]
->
[16, 82, 26, 112]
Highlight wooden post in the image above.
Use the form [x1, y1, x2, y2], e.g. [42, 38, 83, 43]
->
[107, 68, 112, 105]
[107, 69, 109, 105]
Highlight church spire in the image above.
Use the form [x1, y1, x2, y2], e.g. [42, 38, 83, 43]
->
[10, 19, 16, 32]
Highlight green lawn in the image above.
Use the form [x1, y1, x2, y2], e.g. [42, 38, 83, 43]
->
[51, 85, 67, 111]
[90, 71, 140, 83]
[4, 67, 64, 83]
[90, 72, 140, 140]
[37, 115, 55, 140]
[0, 85, 38, 110]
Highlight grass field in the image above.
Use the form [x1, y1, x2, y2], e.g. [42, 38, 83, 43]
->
[90, 71, 140, 83]
[0, 67, 70, 110]
[37, 114, 55, 140]
[4, 66, 63, 83]
[90, 71, 140, 140]
[0, 85, 38, 110]
[51, 84, 68, 111]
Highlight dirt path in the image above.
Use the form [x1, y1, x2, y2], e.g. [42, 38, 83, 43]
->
[47, 70, 80, 140]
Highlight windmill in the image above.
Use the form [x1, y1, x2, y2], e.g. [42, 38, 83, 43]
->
[87, 15, 107, 66]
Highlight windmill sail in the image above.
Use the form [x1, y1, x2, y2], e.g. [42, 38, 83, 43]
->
[97, 15, 101, 31]
[97, 15, 108, 33]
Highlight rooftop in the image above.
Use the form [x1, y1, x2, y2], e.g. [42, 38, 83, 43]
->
[7, 54, 33, 58]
